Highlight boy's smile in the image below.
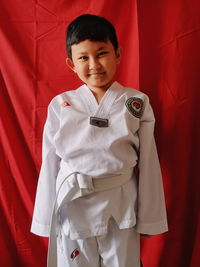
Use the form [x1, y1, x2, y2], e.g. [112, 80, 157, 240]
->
[66, 40, 121, 95]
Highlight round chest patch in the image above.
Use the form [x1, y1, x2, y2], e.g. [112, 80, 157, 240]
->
[125, 97, 144, 118]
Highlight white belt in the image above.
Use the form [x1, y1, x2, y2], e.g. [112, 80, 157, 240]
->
[47, 165, 133, 267]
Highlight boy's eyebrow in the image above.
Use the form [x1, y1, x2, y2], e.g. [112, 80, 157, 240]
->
[97, 46, 108, 51]
[77, 46, 108, 55]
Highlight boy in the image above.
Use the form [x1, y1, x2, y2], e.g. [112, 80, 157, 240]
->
[31, 14, 168, 267]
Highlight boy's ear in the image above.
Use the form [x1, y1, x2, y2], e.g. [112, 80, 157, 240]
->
[116, 46, 122, 64]
[66, 58, 76, 72]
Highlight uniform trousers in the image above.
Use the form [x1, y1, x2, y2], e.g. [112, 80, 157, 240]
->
[57, 217, 140, 267]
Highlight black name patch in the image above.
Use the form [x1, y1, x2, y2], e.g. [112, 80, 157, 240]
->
[90, 117, 109, 127]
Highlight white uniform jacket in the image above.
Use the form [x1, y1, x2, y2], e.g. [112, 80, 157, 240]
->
[31, 81, 168, 239]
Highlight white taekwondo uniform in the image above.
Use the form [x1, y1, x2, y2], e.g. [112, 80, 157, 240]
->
[31, 81, 168, 267]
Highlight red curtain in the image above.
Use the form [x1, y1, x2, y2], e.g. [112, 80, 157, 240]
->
[137, 1, 200, 266]
[0, 1, 199, 266]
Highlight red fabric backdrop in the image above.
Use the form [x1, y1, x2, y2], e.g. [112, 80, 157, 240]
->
[0, 1, 199, 266]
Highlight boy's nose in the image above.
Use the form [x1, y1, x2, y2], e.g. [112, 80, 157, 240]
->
[89, 58, 101, 70]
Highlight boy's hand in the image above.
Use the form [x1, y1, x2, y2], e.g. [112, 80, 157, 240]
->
[140, 234, 152, 238]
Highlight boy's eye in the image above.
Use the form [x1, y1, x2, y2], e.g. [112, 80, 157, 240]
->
[97, 51, 108, 57]
[78, 56, 88, 61]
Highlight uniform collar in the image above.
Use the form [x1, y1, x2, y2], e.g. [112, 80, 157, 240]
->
[78, 81, 124, 117]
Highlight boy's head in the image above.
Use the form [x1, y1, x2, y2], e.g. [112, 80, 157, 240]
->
[65, 14, 121, 92]
[66, 14, 118, 60]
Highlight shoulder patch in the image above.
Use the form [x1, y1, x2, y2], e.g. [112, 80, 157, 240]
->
[125, 97, 144, 118]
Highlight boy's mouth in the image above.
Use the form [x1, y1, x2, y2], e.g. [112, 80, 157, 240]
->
[88, 72, 105, 76]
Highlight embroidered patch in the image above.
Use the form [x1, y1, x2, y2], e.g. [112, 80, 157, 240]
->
[125, 97, 144, 118]
[70, 248, 80, 260]
[61, 101, 71, 107]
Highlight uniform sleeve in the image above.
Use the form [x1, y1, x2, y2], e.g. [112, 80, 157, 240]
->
[31, 101, 61, 237]
[135, 95, 168, 235]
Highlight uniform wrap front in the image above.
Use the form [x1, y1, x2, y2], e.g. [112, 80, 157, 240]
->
[31, 82, 168, 238]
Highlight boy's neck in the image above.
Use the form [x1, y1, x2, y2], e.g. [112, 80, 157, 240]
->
[90, 88, 106, 104]
[87, 80, 114, 104]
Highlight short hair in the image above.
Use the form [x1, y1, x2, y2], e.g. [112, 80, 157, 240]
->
[66, 14, 118, 59]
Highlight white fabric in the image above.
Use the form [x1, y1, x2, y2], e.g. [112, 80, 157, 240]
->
[59, 175, 138, 240]
[47, 168, 133, 267]
[31, 81, 168, 240]
[57, 218, 140, 267]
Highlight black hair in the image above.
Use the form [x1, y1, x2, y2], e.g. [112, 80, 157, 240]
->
[66, 14, 118, 59]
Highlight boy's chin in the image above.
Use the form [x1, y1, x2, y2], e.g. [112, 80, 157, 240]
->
[87, 81, 114, 91]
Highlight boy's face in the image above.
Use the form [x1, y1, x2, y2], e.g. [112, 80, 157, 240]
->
[66, 40, 121, 92]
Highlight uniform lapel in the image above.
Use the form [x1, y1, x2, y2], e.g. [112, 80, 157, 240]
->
[78, 81, 124, 118]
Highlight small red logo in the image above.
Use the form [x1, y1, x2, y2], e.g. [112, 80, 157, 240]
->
[132, 101, 141, 109]
[70, 248, 80, 260]
[61, 101, 71, 107]
[97, 121, 103, 126]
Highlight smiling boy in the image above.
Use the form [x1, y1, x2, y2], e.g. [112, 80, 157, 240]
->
[66, 39, 121, 103]
[31, 14, 168, 267]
